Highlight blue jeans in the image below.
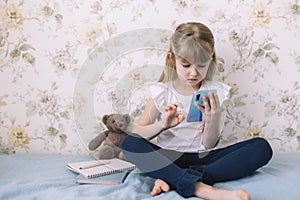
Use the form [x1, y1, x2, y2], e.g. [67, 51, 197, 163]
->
[120, 133, 273, 198]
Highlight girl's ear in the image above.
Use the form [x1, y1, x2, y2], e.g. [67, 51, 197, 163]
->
[166, 51, 176, 69]
[167, 51, 174, 59]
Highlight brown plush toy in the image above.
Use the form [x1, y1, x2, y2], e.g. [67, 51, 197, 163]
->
[88, 113, 130, 160]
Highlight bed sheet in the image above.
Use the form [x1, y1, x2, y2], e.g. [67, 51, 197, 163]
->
[0, 152, 299, 200]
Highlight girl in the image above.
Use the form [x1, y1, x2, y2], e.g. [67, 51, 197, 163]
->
[121, 22, 272, 200]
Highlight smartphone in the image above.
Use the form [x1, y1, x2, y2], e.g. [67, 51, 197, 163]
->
[186, 89, 217, 122]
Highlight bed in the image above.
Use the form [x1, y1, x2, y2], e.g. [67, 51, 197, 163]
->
[0, 152, 299, 200]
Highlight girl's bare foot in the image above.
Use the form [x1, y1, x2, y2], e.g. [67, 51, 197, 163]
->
[150, 179, 170, 196]
[150, 179, 250, 200]
[194, 182, 251, 200]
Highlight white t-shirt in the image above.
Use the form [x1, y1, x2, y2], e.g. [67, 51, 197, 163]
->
[144, 80, 230, 152]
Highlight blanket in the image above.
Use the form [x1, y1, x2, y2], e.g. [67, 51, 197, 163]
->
[0, 152, 299, 200]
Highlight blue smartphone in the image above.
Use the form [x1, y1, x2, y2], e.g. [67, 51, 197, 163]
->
[186, 89, 217, 122]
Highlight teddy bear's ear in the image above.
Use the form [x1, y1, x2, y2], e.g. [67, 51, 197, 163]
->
[102, 114, 111, 124]
[123, 114, 131, 123]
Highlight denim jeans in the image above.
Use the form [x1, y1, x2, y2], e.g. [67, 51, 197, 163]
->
[120, 133, 273, 198]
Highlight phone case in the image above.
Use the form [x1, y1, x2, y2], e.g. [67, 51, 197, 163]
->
[186, 89, 217, 122]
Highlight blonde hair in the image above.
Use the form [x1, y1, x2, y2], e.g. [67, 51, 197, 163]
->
[158, 22, 217, 82]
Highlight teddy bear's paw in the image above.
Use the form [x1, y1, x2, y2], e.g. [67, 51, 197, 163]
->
[88, 141, 99, 150]
[99, 146, 115, 159]
[119, 152, 127, 161]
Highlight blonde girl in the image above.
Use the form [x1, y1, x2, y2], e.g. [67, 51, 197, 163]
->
[121, 22, 272, 200]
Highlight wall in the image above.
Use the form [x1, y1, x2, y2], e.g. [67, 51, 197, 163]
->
[0, 0, 299, 154]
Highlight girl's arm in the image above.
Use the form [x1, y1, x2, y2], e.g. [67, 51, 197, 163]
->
[125, 97, 184, 140]
[125, 97, 163, 140]
[195, 93, 224, 149]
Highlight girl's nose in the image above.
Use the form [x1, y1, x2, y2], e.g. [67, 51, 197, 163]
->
[190, 66, 199, 75]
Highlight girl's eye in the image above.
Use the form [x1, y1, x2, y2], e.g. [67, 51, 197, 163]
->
[197, 65, 206, 68]
[182, 63, 190, 67]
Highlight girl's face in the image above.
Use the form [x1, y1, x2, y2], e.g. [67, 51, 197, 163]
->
[175, 57, 210, 90]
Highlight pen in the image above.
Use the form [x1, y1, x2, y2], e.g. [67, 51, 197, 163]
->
[79, 161, 111, 169]
[77, 179, 121, 185]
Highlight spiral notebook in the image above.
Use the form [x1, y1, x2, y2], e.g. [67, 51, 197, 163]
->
[67, 158, 135, 179]
[75, 171, 130, 185]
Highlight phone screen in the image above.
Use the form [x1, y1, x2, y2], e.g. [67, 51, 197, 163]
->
[186, 89, 217, 122]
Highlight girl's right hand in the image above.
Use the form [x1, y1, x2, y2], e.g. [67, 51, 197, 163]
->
[194, 92, 222, 124]
[161, 102, 185, 130]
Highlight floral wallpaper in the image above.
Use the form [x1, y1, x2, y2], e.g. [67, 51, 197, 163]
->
[0, 0, 299, 155]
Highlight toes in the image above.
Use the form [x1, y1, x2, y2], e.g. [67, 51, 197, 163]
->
[151, 179, 170, 195]
[150, 187, 161, 196]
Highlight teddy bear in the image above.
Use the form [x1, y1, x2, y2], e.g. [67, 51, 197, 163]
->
[88, 113, 131, 160]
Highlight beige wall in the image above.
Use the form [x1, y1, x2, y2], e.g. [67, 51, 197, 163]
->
[0, 0, 299, 154]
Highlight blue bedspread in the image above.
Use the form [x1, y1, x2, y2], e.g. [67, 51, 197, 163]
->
[0, 152, 299, 200]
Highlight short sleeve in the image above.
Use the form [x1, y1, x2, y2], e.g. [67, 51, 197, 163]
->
[144, 82, 169, 113]
[215, 82, 231, 104]
[201, 81, 231, 105]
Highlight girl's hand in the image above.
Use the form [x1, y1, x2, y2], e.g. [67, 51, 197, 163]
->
[162, 102, 185, 130]
[194, 92, 222, 123]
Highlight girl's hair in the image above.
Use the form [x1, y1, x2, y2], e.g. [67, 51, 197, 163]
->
[158, 22, 217, 82]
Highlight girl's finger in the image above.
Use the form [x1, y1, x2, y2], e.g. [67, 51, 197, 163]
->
[202, 95, 211, 111]
[178, 114, 185, 122]
[208, 92, 216, 109]
[165, 102, 183, 111]
[194, 102, 204, 112]
[214, 93, 221, 108]
[172, 102, 184, 111]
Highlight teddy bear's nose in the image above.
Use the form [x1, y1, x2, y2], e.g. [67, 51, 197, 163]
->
[118, 123, 123, 128]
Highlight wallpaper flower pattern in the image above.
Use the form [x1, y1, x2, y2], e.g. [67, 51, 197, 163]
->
[0, 0, 299, 154]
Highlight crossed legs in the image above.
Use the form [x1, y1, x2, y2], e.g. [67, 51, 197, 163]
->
[121, 134, 272, 199]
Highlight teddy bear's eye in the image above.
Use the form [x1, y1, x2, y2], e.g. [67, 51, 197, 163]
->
[112, 120, 115, 123]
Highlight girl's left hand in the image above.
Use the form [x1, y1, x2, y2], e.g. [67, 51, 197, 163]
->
[162, 102, 185, 130]
[194, 92, 222, 123]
